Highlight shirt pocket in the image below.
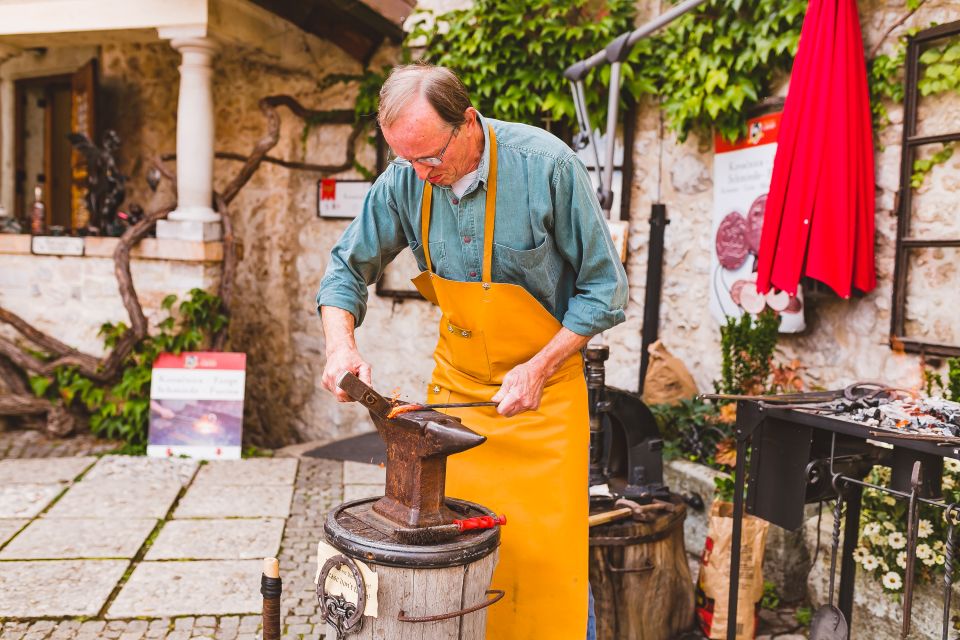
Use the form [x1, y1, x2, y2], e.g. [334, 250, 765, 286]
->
[409, 240, 446, 274]
[492, 238, 561, 296]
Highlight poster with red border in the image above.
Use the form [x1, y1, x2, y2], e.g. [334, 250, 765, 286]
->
[147, 352, 246, 460]
[710, 112, 805, 333]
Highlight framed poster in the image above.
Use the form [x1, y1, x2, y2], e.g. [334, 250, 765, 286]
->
[147, 352, 247, 460]
[317, 178, 372, 219]
[709, 112, 805, 333]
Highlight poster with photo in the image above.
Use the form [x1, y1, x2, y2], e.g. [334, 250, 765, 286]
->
[147, 352, 247, 460]
[710, 112, 805, 333]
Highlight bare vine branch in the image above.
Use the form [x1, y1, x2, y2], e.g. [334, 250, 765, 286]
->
[868, 0, 928, 60]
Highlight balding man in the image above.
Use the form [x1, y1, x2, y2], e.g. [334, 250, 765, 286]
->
[317, 63, 627, 639]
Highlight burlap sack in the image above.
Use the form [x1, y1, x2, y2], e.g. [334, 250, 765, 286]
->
[695, 500, 769, 640]
[641, 340, 699, 406]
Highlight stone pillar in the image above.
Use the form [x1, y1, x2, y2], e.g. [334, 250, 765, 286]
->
[157, 36, 221, 242]
[0, 78, 15, 218]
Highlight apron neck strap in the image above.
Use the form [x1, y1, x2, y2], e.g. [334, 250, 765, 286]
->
[420, 124, 498, 282]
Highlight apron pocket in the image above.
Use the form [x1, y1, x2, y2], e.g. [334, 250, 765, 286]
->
[443, 318, 492, 382]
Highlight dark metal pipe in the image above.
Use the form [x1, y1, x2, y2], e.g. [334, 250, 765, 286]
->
[638, 203, 668, 393]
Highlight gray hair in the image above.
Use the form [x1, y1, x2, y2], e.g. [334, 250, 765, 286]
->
[378, 64, 473, 129]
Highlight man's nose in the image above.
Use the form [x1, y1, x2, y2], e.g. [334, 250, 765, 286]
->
[413, 164, 432, 181]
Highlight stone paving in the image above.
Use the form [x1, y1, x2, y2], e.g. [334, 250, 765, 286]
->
[0, 438, 364, 639]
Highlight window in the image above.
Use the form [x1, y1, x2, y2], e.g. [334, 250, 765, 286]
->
[13, 58, 96, 233]
[891, 20, 960, 357]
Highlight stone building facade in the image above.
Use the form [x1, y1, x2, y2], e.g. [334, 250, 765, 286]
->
[0, 0, 958, 446]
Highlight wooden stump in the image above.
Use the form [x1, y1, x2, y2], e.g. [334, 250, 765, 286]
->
[590, 498, 695, 640]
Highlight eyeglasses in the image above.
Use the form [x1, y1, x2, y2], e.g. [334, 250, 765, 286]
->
[390, 126, 459, 168]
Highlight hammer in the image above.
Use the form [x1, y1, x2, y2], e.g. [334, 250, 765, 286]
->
[588, 498, 676, 528]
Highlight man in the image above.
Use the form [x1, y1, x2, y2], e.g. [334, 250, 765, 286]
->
[317, 64, 627, 639]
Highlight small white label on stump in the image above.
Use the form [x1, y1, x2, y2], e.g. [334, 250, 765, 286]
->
[316, 541, 379, 617]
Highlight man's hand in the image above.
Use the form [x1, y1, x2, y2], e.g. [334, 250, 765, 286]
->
[491, 361, 549, 417]
[320, 306, 372, 402]
[321, 347, 372, 402]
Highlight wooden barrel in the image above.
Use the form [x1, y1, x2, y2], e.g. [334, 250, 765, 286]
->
[589, 497, 695, 640]
[322, 497, 501, 639]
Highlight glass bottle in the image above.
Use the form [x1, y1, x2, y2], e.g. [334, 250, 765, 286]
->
[30, 184, 46, 236]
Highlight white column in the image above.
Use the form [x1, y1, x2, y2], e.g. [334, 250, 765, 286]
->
[158, 36, 221, 241]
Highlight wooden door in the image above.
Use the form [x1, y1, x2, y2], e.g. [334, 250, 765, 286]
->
[70, 58, 97, 230]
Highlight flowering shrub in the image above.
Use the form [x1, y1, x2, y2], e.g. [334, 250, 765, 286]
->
[853, 459, 960, 595]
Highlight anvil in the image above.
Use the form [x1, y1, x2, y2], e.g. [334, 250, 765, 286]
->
[336, 372, 486, 528]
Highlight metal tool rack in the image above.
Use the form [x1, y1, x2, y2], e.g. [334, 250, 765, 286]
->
[726, 399, 960, 640]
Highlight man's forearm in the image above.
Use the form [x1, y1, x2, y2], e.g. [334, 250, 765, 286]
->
[321, 306, 358, 356]
[528, 327, 591, 379]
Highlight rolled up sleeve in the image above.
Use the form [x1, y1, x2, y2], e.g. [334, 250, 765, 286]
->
[316, 174, 407, 328]
[552, 154, 628, 336]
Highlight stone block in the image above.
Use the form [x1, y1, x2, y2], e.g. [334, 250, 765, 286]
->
[174, 484, 294, 518]
[85, 237, 224, 262]
[0, 519, 29, 546]
[44, 479, 182, 519]
[0, 517, 157, 559]
[106, 560, 262, 618]
[0, 234, 31, 254]
[191, 459, 298, 487]
[156, 219, 223, 242]
[84, 455, 199, 486]
[145, 518, 284, 560]
[0, 560, 128, 617]
[0, 457, 97, 484]
[343, 461, 385, 484]
[0, 484, 63, 518]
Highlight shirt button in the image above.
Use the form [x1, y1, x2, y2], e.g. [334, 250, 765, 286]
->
[463, 236, 471, 243]
[469, 271, 477, 277]
[451, 198, 459, 205]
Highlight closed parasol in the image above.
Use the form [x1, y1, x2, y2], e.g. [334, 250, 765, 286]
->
[756, 0, 876, 299]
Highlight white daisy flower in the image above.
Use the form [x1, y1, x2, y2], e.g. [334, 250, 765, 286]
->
[863, 523, 881, 537]
[945, 458, 960, 473]
[853, 547, 870, 562]
[937, 554, 946, 565]
[916, 543, 932, 559]
[923, 555, 937, 567]
[935, 541, 946, 552]
[870, 533, 886, 546]
[896, 551, 907, 569]
[862, 555, 880, 571]
[882, 571, 902, 591]
[945, 476, 956, 490]
[888, 532, 907, 549]
[918, 520, 933, 538]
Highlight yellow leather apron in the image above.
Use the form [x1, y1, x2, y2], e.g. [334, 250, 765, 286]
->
[411, 126, 589, 639]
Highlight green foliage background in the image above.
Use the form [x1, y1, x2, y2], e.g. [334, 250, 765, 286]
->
[406, 0, 805, 142]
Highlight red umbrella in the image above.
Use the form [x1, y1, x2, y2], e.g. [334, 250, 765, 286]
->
[756, 0, 876, 299]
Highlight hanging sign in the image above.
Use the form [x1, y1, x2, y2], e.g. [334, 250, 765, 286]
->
[147, 352, 246, 460]
[709, 112, 805, 333]
[317, 179, 372, 219]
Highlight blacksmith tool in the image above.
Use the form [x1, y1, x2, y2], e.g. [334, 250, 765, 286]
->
[902, 461, 923, 639]
[388, 401, 498, 417]
[809, 483, 848, 640]
[587, 498, 675, 527]
[336, 372, 487, 528]
[394, 514, 506, 545]
[942, 504, 959, 640]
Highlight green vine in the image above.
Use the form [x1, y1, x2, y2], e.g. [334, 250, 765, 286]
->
[29, 289, 227, 452]
[407, 0, 805, 142]
[911, 142, 954, 188]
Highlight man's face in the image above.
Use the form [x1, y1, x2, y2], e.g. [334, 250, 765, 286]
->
[381, 98, 476, 186]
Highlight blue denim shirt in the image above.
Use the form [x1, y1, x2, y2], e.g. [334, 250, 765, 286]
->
[316, 114, 628, 337]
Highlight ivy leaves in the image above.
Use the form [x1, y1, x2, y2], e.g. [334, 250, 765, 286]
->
[408, 0, 804, 143]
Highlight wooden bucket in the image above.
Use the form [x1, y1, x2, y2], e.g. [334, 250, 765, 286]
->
[321, 497, 501, 639]
[589, 497, 695, 640]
